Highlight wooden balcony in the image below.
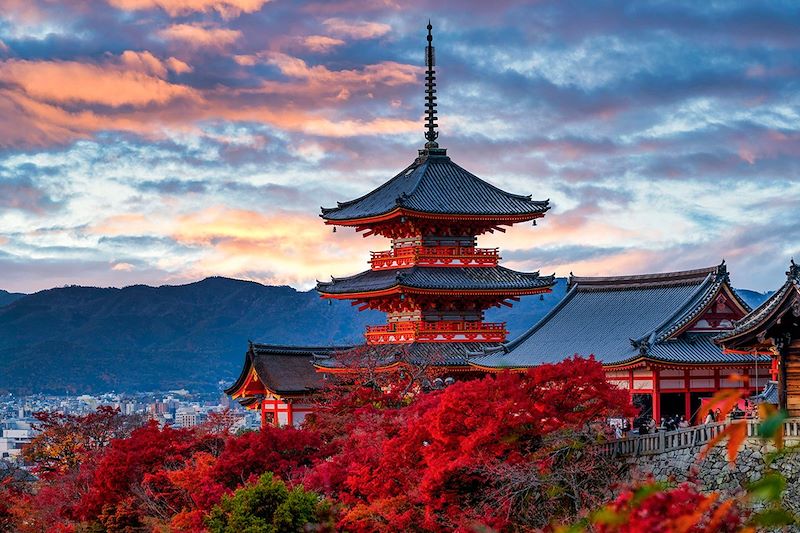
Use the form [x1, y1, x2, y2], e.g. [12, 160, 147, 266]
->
[370, 246, 500, 270]
[364, 320, 507, 344]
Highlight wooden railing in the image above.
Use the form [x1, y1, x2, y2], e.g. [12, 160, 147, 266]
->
[364, 320, 507, 344]
[600, 418, 800, 457]
[370, 246, 500, 270]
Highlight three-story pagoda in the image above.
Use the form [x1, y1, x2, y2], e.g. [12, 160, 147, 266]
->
[316, 24, 554, 366]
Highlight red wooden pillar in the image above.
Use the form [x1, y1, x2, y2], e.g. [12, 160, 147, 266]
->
[260, 399, 267, 430]
[286, 401, 294, 427]
[652, 368, 661, 423]
[273, 399, 279, 427]
[684, 369, 691, 421]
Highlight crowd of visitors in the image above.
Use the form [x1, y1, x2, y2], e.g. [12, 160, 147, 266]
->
[612, 407, 727, 438]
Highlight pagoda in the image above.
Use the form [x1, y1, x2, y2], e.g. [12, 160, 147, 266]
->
[315, 23, 554, 368]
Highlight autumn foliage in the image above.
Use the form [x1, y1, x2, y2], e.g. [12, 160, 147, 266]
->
[3, 357, 790, 532]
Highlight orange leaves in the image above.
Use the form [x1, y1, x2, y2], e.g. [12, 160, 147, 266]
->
[698, 375, 748, 466]
[593, 483, 743, 533]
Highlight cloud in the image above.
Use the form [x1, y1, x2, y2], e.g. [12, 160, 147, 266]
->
[0, 58, 198, 107]
[111, 261, 135, 271]
[0, 175, 61, 213]
[302, 35, 346, 53]
[107, 0, 270, 18]
[322, 18, 391, 39]
[158, 23, 242, 50]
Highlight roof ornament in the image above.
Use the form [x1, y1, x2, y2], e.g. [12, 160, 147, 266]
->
[788, 258, 800, 282]
[715, 259, 729, 283]
[424, 21, 439, 150]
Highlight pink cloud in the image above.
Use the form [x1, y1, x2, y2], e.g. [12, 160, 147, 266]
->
[158, 23, 242, 50]
[107, 0, 270, 18]
[322, 18, 391, 39]
[303, 35, 346, 53]
[0, 58, 198, 107]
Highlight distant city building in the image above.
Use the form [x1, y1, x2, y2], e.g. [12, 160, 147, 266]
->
[174, 409, 206, 428]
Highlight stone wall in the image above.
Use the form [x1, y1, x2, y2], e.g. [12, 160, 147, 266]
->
[628, 439, 800, 513]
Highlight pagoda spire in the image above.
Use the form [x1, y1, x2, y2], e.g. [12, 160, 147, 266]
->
[424, 21, 439, 149]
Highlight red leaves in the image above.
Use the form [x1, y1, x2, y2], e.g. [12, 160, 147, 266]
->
[595, 483, 742, 533]
[304, 356, 633, 531]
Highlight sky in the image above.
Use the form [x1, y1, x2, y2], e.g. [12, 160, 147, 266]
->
[0, 0, 799, 293]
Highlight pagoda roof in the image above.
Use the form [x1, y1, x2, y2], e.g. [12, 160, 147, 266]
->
[316, 266, 555, 296]
[470, 263, 765, 369]
[715, 260, 800, 349]
[313, 341, 499, 370]
[320, 151, 549, 223]
[225, 343, 351, 398]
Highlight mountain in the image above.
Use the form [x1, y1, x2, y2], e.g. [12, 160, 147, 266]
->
[735, 288, 774, 311]
[0, 277, 564, 394]
[0, 289, 25, 307]
[0, 278, 771, 394]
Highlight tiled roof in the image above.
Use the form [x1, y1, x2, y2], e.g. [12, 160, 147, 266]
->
[314, 342, 499, 369]
[316, 266, 554, 295]
[225, 343, 350, 396]
[753, 381, 779, 404]
[321, 151, 549, 221]
[471, 264, 765, 368]
[716, 261, 800, 343]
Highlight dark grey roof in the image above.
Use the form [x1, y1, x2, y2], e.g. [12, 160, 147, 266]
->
[753, 381, 779, 404]
[226, 343, 350, 396]
[716, 261, 800, 344]
[314, 342, 498, 369]
[317, 266, 554, 295]
[321, 151, 549, 221]
[471, 264, 764, 368]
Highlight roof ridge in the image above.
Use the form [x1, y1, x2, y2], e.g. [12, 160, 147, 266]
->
[569, 265, 718, 290]
[251, 343, 352, 351]
[320, 160, 423, 214]
[639, 274, 716, 344]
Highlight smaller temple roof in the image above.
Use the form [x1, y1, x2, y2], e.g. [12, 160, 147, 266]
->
[715, 259, 800, 349]
[320, 152, 549, 222]
[225, 344, 350, 397]
[471, 263, 762, 369]
[317, 266, 554, 296]
[313, 341, 499, 370]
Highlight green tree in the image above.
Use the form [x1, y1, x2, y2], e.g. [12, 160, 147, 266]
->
[206, 473, 332, 533]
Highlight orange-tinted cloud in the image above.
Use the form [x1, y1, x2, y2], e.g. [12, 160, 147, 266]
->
[323, 18, 391, 39]
[158, 23, 242, 50]
[266, 52, 418, 86]
[0, 58, 197, 107]
[303, 35, 346, 53]
[168, 206, 377, 285]
[108, 0, 270, 18]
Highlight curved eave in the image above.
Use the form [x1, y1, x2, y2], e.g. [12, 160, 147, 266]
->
[314, 360, 475, 374]
[603, 356, 769, 370]
[716, 281, 798, 346]
[321, 207, 547, 226]
[224, 348, 255, 396]
[317, 284, 554, 300]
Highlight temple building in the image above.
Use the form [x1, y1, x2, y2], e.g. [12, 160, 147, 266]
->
[225, 344, 349, 428]
[226, 23, 555, 426]
[716, 260, 800, 415]
[313, 23, 555, 375]
[224, 24, 775, 429]
[470, 263, 769, 424]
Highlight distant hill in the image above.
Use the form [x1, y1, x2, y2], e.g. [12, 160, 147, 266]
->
[0, 277, 564, 394]
[0, 289, 25, 307]
[0, 278, 771, 394]
[735, 288, 774, 311]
